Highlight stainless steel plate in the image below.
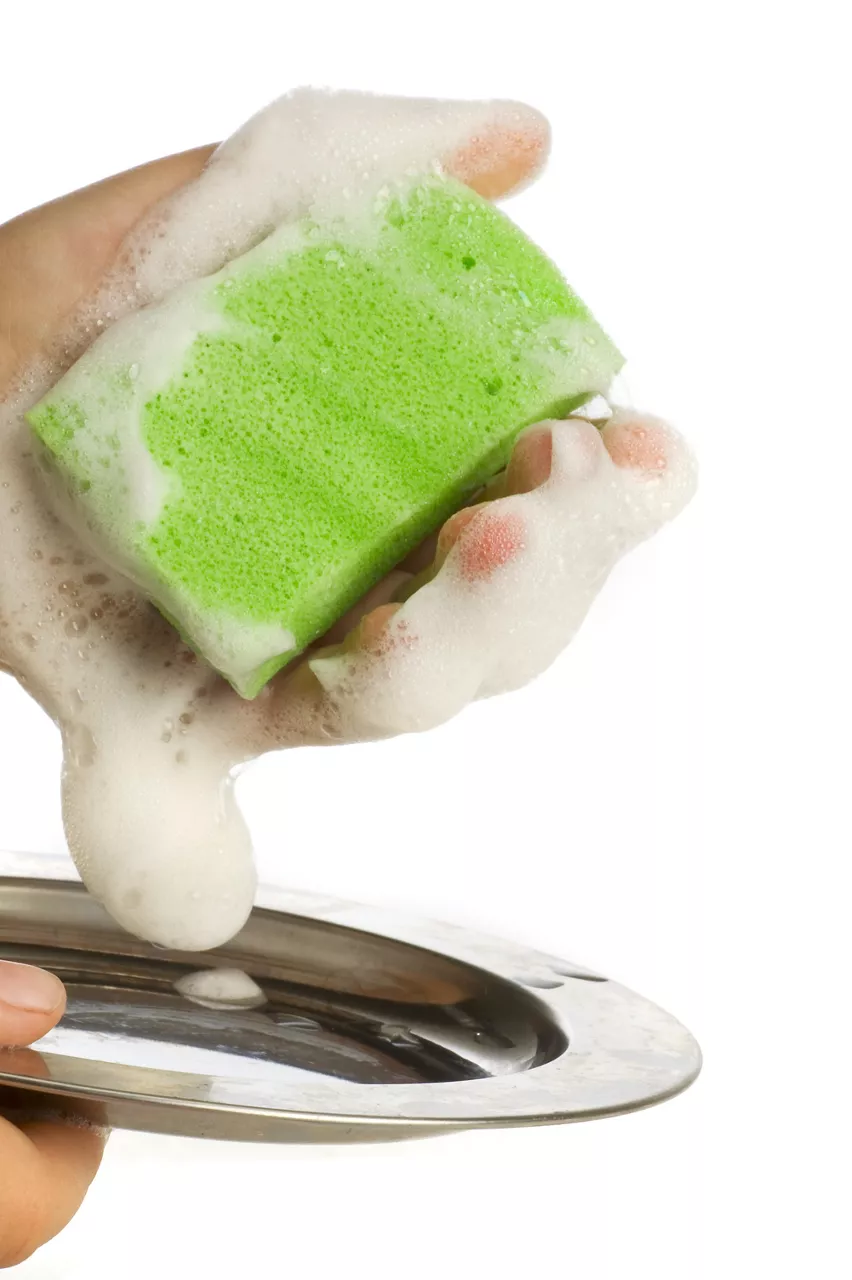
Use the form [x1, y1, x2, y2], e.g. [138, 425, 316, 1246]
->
[0, 853, 701, 1143]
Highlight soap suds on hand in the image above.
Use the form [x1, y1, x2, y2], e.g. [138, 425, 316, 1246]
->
[0, 89, 696, 954]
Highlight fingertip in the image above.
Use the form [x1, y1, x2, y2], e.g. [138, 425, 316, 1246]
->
[601, 412, 670, 473]
[548, 417, 608, 484]
[434, 502, 527, 584]
[455, 509, 527, 583]
[444, 102, 551, 199]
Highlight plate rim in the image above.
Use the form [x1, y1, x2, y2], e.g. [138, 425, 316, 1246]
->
[0, 852, 702, 1136]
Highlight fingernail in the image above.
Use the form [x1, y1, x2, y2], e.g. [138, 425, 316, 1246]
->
[0, 962, 65, 1013]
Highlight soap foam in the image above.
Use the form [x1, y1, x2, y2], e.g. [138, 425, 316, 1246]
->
[80, 90, 550, 342]
[0, 89, 695, 952]
[310, 413, 697, 733]
[175, 968, 267, 1010]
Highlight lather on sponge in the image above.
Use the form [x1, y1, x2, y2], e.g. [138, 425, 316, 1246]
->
[28, 174, 622, 697]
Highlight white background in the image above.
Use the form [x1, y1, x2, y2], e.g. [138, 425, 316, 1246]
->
[1, 1, 849, 1276]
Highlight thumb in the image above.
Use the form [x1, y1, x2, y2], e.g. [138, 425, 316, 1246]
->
[105, 88, 550, 308]
[0, 961, 66, 1048]
[0, 963, 105, 1270]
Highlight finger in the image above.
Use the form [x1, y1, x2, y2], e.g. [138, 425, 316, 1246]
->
[2, 88, 547, 377]
[0, 1115, 105, 1268]
[230, 413, 558, 749]
[204, 414, 603, 752]
[0, 962, 66, 1048]
[504, 423, 555, 494]
[307, 414, 696, 735]
[0, 963, 103, 1266]
[599, 407, 699, 532]
[316, 569, 412, 647]
[396, 420, 555, 583]
[89, 90, 549, 313]
[241, 409, 685, 747]
[4, 144, 216, 241]
[219, 405, 695, 753]
[394, 421, 556, 596]
[239, 423, 559, 745]
[4, 92, 548, 381]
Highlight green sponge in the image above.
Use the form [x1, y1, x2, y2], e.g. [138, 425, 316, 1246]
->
[28, 176, 623, 697]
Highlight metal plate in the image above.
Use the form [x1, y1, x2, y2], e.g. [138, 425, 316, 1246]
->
[0, 853, 701, 1142]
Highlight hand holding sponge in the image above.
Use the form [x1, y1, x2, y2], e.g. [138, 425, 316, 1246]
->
[28, 171, 621, 696]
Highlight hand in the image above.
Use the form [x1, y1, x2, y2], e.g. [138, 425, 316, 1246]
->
[0, 91, 696, 949]
[0, 962, 105, 1267]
